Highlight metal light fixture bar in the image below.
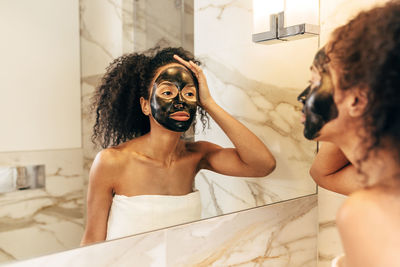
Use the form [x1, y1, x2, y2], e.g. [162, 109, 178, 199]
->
[252, 11, 319, 44]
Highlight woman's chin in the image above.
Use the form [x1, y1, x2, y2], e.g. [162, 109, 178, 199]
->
[303, 126, 321, 140]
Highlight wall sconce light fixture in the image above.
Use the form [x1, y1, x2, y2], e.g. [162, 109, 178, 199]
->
[252, 0, 320, 44]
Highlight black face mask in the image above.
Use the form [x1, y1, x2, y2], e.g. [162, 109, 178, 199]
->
[150, 66, 198, 132]
[297, 50, 338, 140]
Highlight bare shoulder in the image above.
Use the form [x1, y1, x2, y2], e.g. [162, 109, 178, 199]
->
[92, 137, 146, 166]
[89, 147, 129, 186]
[337, 187, 400, 266]
[92, 147, 126, 169]
[337, 187, 400, 223]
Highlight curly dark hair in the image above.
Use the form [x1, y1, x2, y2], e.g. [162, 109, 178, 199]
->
[92, 47, 209, 148]
[326, 0, 400, 160]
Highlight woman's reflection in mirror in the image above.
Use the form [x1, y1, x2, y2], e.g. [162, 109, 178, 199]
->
[81, 47, 276, 245]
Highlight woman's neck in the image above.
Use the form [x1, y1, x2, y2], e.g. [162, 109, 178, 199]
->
[338, 136, 400, 187]
[144, 121, 183, 166]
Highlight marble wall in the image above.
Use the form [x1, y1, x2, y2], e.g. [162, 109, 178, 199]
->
[317, 0, 390, 266]
[0, 150, 84, 263]
[193, 0, 317, 218]
[80, 0, 135, 196]
[1, 0, 194, 264]
[0, 0, 83, 263]
[132, 0, 194, 53]
[8, 194, 318, 267]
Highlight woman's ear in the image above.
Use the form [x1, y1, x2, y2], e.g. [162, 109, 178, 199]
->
[140, 97, 150, 115]
[348, 88, 368, 117]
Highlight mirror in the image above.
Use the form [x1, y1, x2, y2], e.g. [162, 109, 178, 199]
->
[193, 0, 317, 218]
[0, 0, 317, 264]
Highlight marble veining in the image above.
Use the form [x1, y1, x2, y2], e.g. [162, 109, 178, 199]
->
[79, 4, 113, 60]
[169, 194, 318, 266]
[197, 0, 251, 20]
[194, 57, 316, 218]
[133, 0, 191, 52]
[194, 0, 317, 220]
[0, 149, 84, 264]
[7, 195, 317, 267]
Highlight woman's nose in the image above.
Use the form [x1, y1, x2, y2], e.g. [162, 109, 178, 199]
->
[174, 102, 184, 109]
[297, 86, 311, 104]
[173, 92, 185, 108]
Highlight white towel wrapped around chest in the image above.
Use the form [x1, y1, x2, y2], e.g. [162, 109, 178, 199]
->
[106, 191, 201, 240]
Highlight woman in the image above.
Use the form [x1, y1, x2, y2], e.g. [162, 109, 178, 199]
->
[298, 1, 400, 266]
[81, 47, 276, 245]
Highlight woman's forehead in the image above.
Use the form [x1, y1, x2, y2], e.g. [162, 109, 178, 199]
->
[149, 63, 195, 94]
[153, 63, 192, 79]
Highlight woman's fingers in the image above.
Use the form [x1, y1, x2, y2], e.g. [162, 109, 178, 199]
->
[172, 55, 212, 105]
[189, 60, 203, 73]
[173, 55, 201, 76]
[173, 55, 191, 69]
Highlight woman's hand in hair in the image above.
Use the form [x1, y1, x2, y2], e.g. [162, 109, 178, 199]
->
[173, 55, 213, 108]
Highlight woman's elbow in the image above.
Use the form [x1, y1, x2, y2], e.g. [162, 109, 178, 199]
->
[309, 165, 323, 183]
[253, 157, 276, 177]
[266, 158, 276, 175]
[309, 166, 332, 189]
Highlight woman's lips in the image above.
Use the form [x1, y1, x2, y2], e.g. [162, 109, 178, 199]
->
[169, 111, 190, 121]
[300, 113, 306, 124]
[300, 106, 306, 124]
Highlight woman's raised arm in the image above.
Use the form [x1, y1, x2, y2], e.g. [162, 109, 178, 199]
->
[310, 142, 365, 195]
[174, 55, 276, 177]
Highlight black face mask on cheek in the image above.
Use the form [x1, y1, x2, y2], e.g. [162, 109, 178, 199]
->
[297, 73, 338, 140]
[150, 66, 197, 132]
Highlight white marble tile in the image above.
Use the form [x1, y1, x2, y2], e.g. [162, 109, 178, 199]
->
[0, 149, 84, 264]
[194, 0, 317, 218]
[167, 195, 317, 267]
[79, 0, 125, 76]
[0, 190, 53, 219]
[133, 0, 187, 51]
[81, 78, 101, 177]
[122, 0, 134, 53]
[0, 221, 83, 264]
[6, 195, 316, 267]
[183, 0, 194, 53]
[7, 230, 166, 267]
[195, 0, 318, 89]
